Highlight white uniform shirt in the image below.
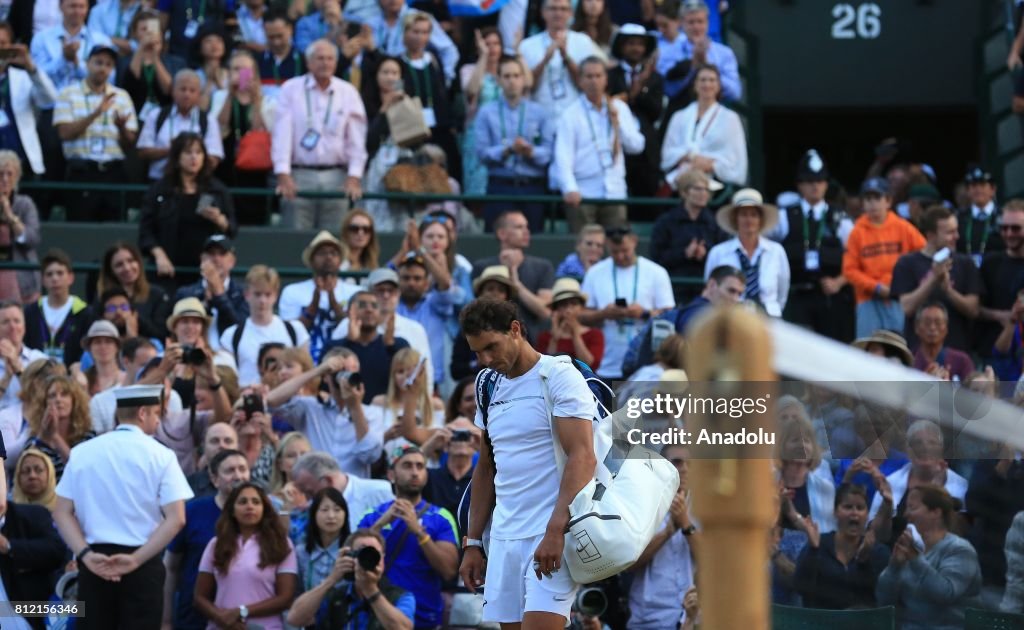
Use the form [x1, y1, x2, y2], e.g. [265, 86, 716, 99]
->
[473, 355, 596, 540]
[220, 316, 310, 386]
[55, 423, 194, 546]
[581, 256, 676, 379]
[517, 30, 602, 118]
[552, 96, 645, 199]
[344, 474, 395, 525]
[704, 236, 791, 318]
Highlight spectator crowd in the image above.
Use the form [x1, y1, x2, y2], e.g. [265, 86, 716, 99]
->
[0, 0, 1024, 629]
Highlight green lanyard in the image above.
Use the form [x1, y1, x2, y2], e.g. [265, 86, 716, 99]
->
[185, 0, 206, 23]
[0, 74, 8, 110]
[272, 50, 301, 85]
[231, 98, 249, 140]
[304, 85, 334, 131]
[582, 96, 611, 150]
[142, 64, 156, 102]
[115, 6, 127, 38]
[407, 61, 433, 108]
[611, 262, 639, 304]
[801, 208, 828, 251]
[965, 211, 993, 256]
[499, 99, 525, 141]
[82, 81, 109, 127]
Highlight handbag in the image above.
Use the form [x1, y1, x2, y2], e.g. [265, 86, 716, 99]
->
[385, 96, 431, 148]
[235, 129, 272, 171]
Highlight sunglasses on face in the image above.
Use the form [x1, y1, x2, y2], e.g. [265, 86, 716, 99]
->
[347, 224, 373, 234]
[422, 215, 451, 226]
[105, 304, 132, 313]
[1000, 224, 1024, 234]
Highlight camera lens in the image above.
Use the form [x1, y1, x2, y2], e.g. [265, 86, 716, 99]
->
[356, 546, 381, 571]
[347, 372, 363, 389]
[575, 587, 608, 617]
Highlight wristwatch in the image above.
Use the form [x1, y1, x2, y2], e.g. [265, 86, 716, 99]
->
[681, 525, 697, 537]
[239, 605, 249, 621]
[462, 538, 485, 552]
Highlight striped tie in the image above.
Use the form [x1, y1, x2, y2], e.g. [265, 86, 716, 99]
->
[737, 248, 761, 302]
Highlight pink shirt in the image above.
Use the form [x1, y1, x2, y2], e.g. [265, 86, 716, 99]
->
[198, 534, 298, 630]
[271, 74, 368, 178]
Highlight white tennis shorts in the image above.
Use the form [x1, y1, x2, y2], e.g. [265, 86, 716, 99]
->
[481, 533, 579, 623]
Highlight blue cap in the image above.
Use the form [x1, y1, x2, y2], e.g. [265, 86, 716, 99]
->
[860, 177, 890, 196]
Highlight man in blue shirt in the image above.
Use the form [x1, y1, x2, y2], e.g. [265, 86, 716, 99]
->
[360, 446, 458, 630]
[475, 55, 553, 233]
[163, 449, 250, 630]
[31, 0, 115, 91]
[396, 253, 458, 393]
[661, 0, 741, 110]
[366, 0, 459, 85]
[259, 9, 305, 94]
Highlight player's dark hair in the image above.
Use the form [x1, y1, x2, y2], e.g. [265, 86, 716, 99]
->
[460, 299, 519, 336]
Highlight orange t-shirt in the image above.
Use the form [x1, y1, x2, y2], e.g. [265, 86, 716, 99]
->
[842, 212, 927, 303]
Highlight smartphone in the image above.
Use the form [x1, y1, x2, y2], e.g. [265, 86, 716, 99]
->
[393, 79, 404, 93]
[242, 394, 264, 418]
[238, 66, 253, 92]
[404, 356, 427, 388]
[615, 298, 628, 308]
[196, 193, 216, 214]
[0, 48, 18, 60]
[932, 247, 951, 264]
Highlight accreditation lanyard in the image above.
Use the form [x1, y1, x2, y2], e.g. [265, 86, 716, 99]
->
[186, 0, 206, 24]
[231, 98, 249, 140]
[499, 100, 526, 141]
[305, 85, 334, 131]
[408, 62, 433, 108]
[582, 96, 612, 151]
[0, 74, 8, 110]
[114, 4, 130, 39]
[691, 103, 720, 142]
[82, 81, 110, 151]
[272, 50, 301, 85]
[142, 64, 156, 102]
[802, 208, 827, 251]
[965, 210, 994, 257]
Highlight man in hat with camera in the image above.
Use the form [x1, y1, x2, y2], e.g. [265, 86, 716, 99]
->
[53, 384, 193, 629]
[360, 445, 458, 630]
[288, 528, 415, 629]
[956, 166, 1003, 265]
[771, 150, 854, 342]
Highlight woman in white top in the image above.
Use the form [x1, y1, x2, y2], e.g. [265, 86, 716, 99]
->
[704, 188, 790, 317]
[661, 64, 748, 188]
[373, 348, 443, 455]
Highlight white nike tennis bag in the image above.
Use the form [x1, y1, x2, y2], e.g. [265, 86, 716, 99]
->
[539, 356, 679, 584]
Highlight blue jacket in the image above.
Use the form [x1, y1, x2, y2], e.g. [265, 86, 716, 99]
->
[174, 279, 249, 339]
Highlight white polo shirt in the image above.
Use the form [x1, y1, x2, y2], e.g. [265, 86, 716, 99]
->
[55, 423, 193, 546]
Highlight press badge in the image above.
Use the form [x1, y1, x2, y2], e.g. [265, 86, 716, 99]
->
[550, 77, 567, 100]
[0, 110, 10, 128]
[184, 20, 200, 38]
[599, 150, 614, 169]
[89, 137, 105, 157]
[300, 129, 321, 151]
[422, 107, 437, 128]
[973, 253, 983, 268]
[805, 249, 820, 271]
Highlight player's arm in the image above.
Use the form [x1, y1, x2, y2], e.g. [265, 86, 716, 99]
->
[549, 417, 597, 534]
[459, 430, 496, 593]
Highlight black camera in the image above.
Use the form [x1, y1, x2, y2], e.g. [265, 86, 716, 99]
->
[242, 394, 264, 418]
[179, 344, 206, 366]
[343, 545, 382, 581]
[335, 371, 363, 389]
[574, 586, 608, 618]
[451, 430, 472, 442]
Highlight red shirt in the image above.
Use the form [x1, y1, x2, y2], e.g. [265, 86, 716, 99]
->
[536, 328, 605, 371]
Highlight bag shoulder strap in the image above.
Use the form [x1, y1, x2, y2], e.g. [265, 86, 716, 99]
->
[231, 319, 247, 357]
[384, 502, 432, 574]
[155, 104, 172, 135]
[284, 320, 298, 345]
[198, 110, 209, 138]
[474, 368, 500, 428]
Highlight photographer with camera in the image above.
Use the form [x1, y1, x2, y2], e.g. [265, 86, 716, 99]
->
[266, 346, 385, 479]
[288, 527, 415, 629]
[360, 445, 458, 630]
[422, 415, 480, 516]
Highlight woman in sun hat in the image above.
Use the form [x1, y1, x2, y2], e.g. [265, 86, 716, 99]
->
[535, 278, 604, 369]
[704, 188, 791, 317]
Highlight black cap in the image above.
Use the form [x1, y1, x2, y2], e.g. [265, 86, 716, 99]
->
[604, 225, 633, 241]
[202, 234, 234, 253]
[965, 165, 994, 185]
[796, 149, 829, 183]
[87, 44, 119, 62]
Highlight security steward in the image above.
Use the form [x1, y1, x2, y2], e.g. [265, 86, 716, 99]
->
[777, 150, 855, 342]
[53, 385, 193, 629]
[956, 166, 1003, 266]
